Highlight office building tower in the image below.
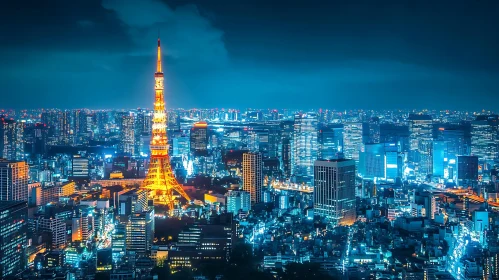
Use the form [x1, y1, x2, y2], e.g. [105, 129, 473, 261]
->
[190, 121, 209, 156]
[360, 143, 385, 179]
[0, 159, 29, 201]
[314, 159, 356, 226]
[226, 191, 251, 214]
[379, 123, 410, 152]
[95, 111, 109, 136]
[435, 123, 471, 156]
[318, 123, 343, 160]
[126, 209, 154, 257]
[343, 122, 364, 164]
[172, 134, 190, 157]
[58, 111, 72, 145]
[0, 201, 27, 279]
[457, 156, 479, 187]
[136, 109, 152, 136]
[280, 120, 294, 178]
[72, 155, 89, 179]
[384, 143, 400, 181]
[112, 224, 126, 263]
[118, 113, 135, 155]
[408, 114, 433, 176]
[365, 117, 380, 144]
[471, 115, 498, 162]
[32, 123, 48, 156]
[432, 141, 446, 177]
[38, 216, 67, 249]
[266, 122, 280, 158]
[243, 152, 263, 204]
[292, 113, 318, 183]
[0, 118, 24, 160]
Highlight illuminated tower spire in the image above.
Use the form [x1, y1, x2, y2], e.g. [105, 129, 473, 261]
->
[157, 38, 162, 73]
[142, 38, 190, 214]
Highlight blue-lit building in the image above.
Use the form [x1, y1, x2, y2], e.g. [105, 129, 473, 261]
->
[471, 115, 498, 163]
[432, 141, 446, 177]
[318, 123, 343, 160]
[292, 113, 318, 184]
[314, 159, 356, 226]
[359, 143, 400, 181]
[343, 122, 364, 166]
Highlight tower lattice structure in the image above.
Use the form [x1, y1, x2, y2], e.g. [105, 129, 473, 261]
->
[142, 38, 190, 212]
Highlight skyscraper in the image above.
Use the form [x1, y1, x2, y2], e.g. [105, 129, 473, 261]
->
[343, 122, 364, 165]
[318, 123, 343, 160]
[118, 113, 135, 155]
[471, 115, 498, 162]
[0, 118, 24, 161]
[314, 159, 356, 226]
[0, 201, 27, 278]
[190, 121, 209, 156]
[408, 114, 433, 176]
[243, 152, 263, 204]
[280, 120, 294, 178]
[126, 209, 154, 257]
[0, 159, 29, 201]
[292, 113, 318, 183]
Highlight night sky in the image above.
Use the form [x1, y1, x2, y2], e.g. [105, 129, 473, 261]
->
[1, 0, 498, 110]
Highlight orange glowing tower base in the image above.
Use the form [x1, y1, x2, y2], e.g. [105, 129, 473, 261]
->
[142, 38, 190, 213]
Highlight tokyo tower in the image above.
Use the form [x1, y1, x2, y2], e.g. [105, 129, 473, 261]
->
[142, 38, 190, 213]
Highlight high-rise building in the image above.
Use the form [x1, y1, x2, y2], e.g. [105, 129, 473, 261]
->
[0, 118, 24, 160]
[359, 143, 385, 179]
[432, 141, 446, 177]
[318, 123, 343, 160]
[280, 120, 294, 178]
[457, 156, 479, 187]
[0, 159, 29, 202]
[343, 122, 364, 165]
[292, 113, 318, 183]
[434, 123, 471, 157]
[226, 191, 251, 214]
[471, 115, 498, 162]
[243, 152, 263, 204]
[0, 201, 27, 279]
[314, 159, 356, 226]
[190, 121, 209, 156]
[408, 114, 433, 176]
[379, 123, 410, 152]
[112, 224, 126, 263]
[32, 123, 48, 156]
[126, 209, 154, 257]
[118, 113, 135, 155]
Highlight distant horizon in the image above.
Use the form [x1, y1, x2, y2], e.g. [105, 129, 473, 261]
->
[0, 107, 497, 114]
[2, 1, 499, 111]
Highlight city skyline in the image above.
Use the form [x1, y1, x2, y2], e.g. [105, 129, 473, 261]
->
[2, 2, 499, 280]
[1, 0, 499, 110]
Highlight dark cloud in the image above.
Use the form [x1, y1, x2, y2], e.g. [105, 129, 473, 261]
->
[0, 0, 498, 110]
